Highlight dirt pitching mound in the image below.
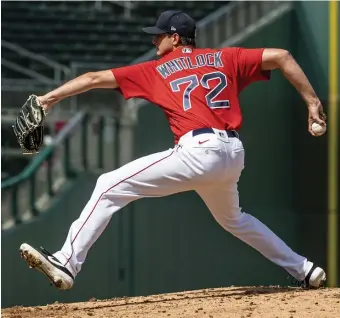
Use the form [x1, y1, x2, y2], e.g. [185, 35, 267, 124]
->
[3, 286, 340, 318]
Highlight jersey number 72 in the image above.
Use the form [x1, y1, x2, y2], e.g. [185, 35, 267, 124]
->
[170, 71, 230, 111]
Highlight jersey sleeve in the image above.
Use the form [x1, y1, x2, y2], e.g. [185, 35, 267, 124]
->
[111, 61, 156, 100]
[227, 47, 271, 93]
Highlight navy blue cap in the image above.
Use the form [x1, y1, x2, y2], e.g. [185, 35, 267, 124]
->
[142, 10, 196, 38]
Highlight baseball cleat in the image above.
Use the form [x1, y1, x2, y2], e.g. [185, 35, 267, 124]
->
[19, 243, 74, 290]
[288, 264, 326, 288]
[305, 265, 326, 288]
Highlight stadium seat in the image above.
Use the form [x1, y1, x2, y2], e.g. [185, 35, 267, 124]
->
[1, 1, 227, 71]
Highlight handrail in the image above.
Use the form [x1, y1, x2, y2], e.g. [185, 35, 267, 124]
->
[108, 0, 136, 10]
[1, 58, 56, 85]
[219, 2, 292, 48]
[2, 40, 71, 83]
[108, 0, 135, 19]
[2, 40, 71, 75]
[1, 79, 57, 92]
[70, 61, 119, 70]
[1, 109, 122, 229]
[1, 111, 86, 190]
[196, 2, 238, 29]
[95, 0, 135, 18]
[70, 61, 116, 77]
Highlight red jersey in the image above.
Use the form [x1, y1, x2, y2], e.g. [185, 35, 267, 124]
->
[112, 47, 270, 143]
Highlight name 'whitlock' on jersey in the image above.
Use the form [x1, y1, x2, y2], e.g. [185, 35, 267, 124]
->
[156, 51, 224, 79]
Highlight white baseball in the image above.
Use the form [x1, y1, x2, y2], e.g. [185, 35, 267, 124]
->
[311, 122, 326, 136]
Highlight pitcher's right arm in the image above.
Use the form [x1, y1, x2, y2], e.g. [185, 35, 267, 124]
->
[261, 48, 326, 135]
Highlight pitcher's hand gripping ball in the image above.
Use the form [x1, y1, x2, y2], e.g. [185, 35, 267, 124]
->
[311, 122, 327, 136]
[12, 95, 47, 154]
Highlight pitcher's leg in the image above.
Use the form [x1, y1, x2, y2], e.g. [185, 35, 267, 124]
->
[54, 148, 195, 277]
[53, 174, 136, 277]
[197, 184, 311, 281]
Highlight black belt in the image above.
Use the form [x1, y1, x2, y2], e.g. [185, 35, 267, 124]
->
[192, 127, 238, 138]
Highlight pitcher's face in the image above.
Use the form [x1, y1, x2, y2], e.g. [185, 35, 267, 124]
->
[152, 33, 179, 56]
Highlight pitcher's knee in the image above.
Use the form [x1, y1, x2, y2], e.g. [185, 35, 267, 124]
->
[95, 171, 136, 199]
[217, 211, 251, 231]
[96, 173, 109, 188]
[95, 172, 120, 193]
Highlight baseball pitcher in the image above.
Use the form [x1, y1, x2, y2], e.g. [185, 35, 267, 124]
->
[17, 11, 327, 291]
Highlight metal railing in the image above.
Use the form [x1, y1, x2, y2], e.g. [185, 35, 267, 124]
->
[1, 58, 57, 85]
[1, 41, 79, 112]
[219, 2, 292, 48]
[70, 61, 118, 78]
[109, 0, 136, 19]
[1, 40, 71, 84]
[1, 110, 122, 231]
[94, 0, 136, 19]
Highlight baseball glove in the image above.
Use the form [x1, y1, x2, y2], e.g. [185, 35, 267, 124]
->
[12, 95, 47, 154]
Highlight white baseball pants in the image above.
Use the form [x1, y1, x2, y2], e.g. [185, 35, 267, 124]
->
[54, 128, 312, 281]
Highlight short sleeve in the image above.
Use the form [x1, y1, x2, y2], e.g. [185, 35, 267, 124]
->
[111, 61, 157, 100]
[229, 47, 271, 92]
